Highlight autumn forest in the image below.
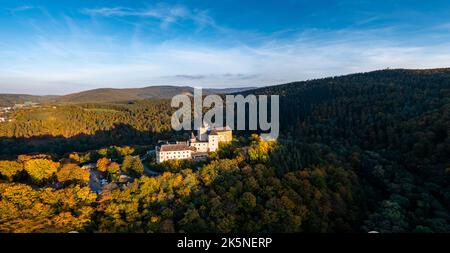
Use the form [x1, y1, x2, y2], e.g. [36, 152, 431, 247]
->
[0, 69, 449, 233]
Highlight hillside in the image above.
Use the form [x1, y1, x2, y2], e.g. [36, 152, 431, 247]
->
[247, 68, 450, 232]
[0, 94, 57, 107]
[0, 68, 449, 232]
[0, 86, 256, 106]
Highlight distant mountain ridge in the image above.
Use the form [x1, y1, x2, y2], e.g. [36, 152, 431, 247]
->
[0, 94, 58, 107]
[4, 67, 450, 107]
[0, 85, 256, 106]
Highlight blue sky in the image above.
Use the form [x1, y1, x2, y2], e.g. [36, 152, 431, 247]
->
[1, 0, 450, 94]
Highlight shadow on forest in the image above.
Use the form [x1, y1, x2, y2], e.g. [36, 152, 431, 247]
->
[0, 123, 184, 159]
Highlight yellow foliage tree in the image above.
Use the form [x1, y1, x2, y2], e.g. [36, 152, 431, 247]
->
[0, 160, 23, 181]
[114, 146, 135, 156]
[56, 164, 90, 184]
[107, 162, 120, 174]
[0, 183, 37, 209]
[24, 159, 60, 182]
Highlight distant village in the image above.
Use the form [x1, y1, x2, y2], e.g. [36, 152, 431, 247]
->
[154, 125, 233, 164]
[0, 101, 40, 123]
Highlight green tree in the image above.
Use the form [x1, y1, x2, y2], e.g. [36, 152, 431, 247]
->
[241, 192, 257, 210]
[122, 156, 144, 176]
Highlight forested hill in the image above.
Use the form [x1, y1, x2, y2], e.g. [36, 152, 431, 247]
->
[1, 68, 449, 158]
[51, 86, 256, 104]
[248, 68, 450, 152]
[0, 94, 57, 107]
[245, 68, 450, 232]
[0, 86, 256, 106]
[0, 68, 450, 232]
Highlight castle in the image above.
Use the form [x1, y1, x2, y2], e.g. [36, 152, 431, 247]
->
[155, 125, 232, 164]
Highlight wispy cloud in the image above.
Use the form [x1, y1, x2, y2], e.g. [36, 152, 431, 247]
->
[3, 3, 450, 94]
[5, 25, 450, 95]
[81, 4, 214, 29]
[165, 73, 261, 81]
[171, 74, 206, 80]
[9, 5, 34, 12]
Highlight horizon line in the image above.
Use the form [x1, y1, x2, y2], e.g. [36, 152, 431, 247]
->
[1, 66, 449, 96]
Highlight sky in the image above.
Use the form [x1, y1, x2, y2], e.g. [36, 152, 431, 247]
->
[1, 0, 450, 95]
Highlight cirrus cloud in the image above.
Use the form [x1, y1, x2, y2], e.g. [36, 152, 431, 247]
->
[81, 4, 215, 29]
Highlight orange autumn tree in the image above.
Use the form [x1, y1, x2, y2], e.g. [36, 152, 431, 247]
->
[96, 157, 111, 172]
[68, 153, 81, 163]
[96, 157, 120, 174]
[56, 164, 90, 185]
[107, 162, 120, 174]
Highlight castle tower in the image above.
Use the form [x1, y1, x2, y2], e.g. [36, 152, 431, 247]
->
[190, 132, 196, 142]
[197, 123, 209, 141]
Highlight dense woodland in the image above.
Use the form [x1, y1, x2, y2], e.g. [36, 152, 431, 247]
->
[0, 136, 361, 232]
[0, 100, 179, 156]
[0, 68, 449, 232]
[249, 68, 450, 232]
